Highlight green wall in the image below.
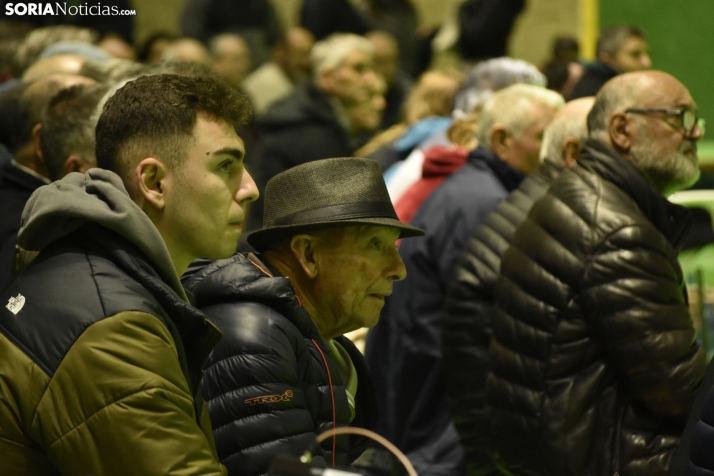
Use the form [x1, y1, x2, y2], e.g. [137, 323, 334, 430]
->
[600, 1, 714, 147]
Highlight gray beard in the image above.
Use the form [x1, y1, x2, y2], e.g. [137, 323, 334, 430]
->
[628, 138, 700, 196]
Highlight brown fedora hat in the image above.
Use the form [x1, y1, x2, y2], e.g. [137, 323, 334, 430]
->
[247, 157, 424, 251]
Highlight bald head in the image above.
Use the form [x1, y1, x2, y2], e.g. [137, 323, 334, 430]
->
[588, 71, 684, 142]
[209, 34, 251, 86]
[275, 27, 315, 82]
[366, 30, 399, 84]
[540, 96, 595, 167]
[13, 73, 96, 175]
[588, 70, 702, 195]
[161, 38, 212, 66]
[22, 54, 86, 82]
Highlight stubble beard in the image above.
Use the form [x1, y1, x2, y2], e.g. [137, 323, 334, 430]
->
[629, 136, 700, 196]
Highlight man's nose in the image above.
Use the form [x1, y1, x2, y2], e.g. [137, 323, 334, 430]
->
[237, 168, 259, 204]
[387, 247, 407, 281]
[641, 54, 652, 69]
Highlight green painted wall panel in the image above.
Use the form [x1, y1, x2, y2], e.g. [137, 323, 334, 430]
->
[600, 1, 714, 154]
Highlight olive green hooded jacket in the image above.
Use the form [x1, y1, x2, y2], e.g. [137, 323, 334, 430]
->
[0, 169, 227, 475]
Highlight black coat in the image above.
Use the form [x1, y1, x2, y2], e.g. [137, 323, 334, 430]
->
[365, 146, 525, 476]
[670, 355, 714, 476]
[255, 82, 351, 188]
[457, 0, 525, 61]
[442, 161, 562, 473]
[0, 161, 46, 293]
[182, 254, 379, 476]
[568, 61, 619, 100]
[249, 83, 352, 231]
[486, 141, 706, 476]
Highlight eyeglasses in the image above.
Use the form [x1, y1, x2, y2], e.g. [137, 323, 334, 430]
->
[625, 107, 706, 136]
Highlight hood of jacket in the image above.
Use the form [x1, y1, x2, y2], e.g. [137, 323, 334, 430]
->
[18, 168, 187, 301]
[258, 81, 339, 130]
[394, 116, 453, 155]
[422, 145, 469, 178]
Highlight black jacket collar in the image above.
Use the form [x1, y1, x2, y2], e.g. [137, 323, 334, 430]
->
[468, 145, 527, 192]
[0, 160, 47, 192]
[183, 253, 324, 342]
[581, 140, 692, 249]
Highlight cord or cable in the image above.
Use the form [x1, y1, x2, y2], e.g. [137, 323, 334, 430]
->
[315, 427, 418, 476]
[311, 338, 337, 468]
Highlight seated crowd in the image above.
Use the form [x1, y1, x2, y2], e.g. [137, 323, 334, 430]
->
[0, 17, 713, 476]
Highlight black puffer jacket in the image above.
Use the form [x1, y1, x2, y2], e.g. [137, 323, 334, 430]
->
[486, 141, 706, 476]
[442, 160, 562, 473]
[182, 254, 378, 476]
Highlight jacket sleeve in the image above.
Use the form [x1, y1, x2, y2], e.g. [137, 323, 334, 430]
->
[442, 226, 507, 470]
[443, 189, 534, 471]
[582, 225, 706, 420]
[200, 301, 323, 476]
[34, 311, 227, 476]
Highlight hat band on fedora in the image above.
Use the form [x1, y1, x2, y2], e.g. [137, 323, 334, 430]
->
[271, 202, 398, 227]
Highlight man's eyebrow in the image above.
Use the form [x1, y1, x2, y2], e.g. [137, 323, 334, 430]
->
[212, 147, 245, 161]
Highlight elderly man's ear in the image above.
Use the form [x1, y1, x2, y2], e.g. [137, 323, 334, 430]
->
[32, 123, 43, 159]
[608, 112, 633, 154]
[62, 155, 95, 177]
[489, 125, 511, 160]
[290, 234, 319, 278]
[561, 137, 583, 168]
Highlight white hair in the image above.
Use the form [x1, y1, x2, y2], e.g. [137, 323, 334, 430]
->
[539, 110, 589, 164]
[476, 83, 564, 146]
[311, 33, 374, 79]
[453, 57, 547, 116]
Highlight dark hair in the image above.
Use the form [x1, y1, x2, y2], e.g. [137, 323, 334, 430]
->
[597, 24, 646, 58]
[0, 82, 29, 149]
[95, 74, 251, 197]
[41, 83, 107, 181]
[552, 36, 579, 62]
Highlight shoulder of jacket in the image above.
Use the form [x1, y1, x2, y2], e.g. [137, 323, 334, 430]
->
[202, 300, 309, 355]
[1, 241, 165, 377]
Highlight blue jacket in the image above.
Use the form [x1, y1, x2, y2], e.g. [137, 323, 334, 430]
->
[671, 358, 714, 476]
[365, 146, 525, 476]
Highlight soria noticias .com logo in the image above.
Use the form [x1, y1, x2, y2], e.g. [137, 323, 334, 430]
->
[5, 2, 136, 16]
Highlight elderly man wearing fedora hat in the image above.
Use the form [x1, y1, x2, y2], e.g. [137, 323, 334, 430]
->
[182, 157, 423, 476]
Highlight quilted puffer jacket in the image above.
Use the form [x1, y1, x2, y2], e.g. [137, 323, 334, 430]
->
[486, 140, 706, 476]
[442, 160, 562, 473]
[0, 170, 225, 475]
[182, 254, 378, 476]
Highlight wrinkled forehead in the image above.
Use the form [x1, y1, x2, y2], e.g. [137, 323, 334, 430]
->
[316, 224, 399, 245]
[640, 76, 696, 110]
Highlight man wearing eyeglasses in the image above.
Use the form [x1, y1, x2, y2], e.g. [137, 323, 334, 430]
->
[483, 70, 707, 476]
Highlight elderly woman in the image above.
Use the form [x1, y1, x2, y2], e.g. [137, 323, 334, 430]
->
[182, 157, 423, 476]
